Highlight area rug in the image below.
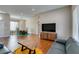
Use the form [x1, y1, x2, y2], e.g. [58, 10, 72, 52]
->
[17, 34, 29, 36]
[14, 47, 43, 54]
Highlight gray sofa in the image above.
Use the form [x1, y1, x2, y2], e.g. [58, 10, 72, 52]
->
[47, 37, 79, 54]
[0, 42, 11, 54]
[0, 46, 11, 54]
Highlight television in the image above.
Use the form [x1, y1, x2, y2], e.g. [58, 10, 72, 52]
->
[42, 23, 56, 32]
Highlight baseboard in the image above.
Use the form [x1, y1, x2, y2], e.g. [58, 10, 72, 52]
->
[28, 32, 39, 35]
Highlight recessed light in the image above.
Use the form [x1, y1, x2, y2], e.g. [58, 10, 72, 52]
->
[20, 13, 24, 16]
[0, 17, 3, 20]
[32, 8, 36, 11]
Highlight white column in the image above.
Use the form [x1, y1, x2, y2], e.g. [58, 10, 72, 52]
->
[72, 6, 79, 42]
[0, 13, 10, 37]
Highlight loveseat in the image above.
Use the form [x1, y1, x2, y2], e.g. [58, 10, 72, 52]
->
[47, 37, 79, 54]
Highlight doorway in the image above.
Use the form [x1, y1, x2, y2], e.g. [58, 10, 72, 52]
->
[10, 21, 18, 35]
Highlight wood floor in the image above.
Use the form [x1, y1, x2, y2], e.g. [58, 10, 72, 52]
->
[0, 34, 53, 54]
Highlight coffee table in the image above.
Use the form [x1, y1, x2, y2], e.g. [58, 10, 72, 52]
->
[18, 35, 39, 54]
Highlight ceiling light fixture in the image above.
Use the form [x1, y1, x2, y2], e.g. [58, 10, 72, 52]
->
[32, 8, 36, 11]
[0, 16, 3, 20]
[11, 14, 31, 20]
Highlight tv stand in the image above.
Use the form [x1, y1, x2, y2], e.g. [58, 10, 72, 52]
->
[40, 32, 57, 41]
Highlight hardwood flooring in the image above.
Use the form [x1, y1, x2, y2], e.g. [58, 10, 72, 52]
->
[0, 35, 53, 54]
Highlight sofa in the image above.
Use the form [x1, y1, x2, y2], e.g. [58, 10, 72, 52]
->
[47, 37, 79, 54]
[0, 42, 11, 54]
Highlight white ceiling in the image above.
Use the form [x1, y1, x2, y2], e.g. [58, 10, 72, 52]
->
[0, 5, 66, 20]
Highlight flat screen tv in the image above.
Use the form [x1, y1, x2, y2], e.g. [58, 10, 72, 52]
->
[42, 23, 56, 32]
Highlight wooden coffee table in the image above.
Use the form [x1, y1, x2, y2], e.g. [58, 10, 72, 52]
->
[18, 35, 39, 54]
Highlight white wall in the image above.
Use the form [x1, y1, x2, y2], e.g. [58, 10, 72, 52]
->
[18, 20, 26, 30]
[26, 18, 38, 34]
[17, 18, 38, 34]
[26, 19, 32, 34]
[0, 13, 10, 37]
[78, 7, 79, 40]
[72, 5, 79, 42]
[10, 21, 18, 31]
[35, 6, 72, 39]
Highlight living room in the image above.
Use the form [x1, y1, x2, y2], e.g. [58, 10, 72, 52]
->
[0, 5, 79, 54]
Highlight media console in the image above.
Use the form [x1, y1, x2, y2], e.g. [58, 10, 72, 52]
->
[40, 32, 57, 41]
